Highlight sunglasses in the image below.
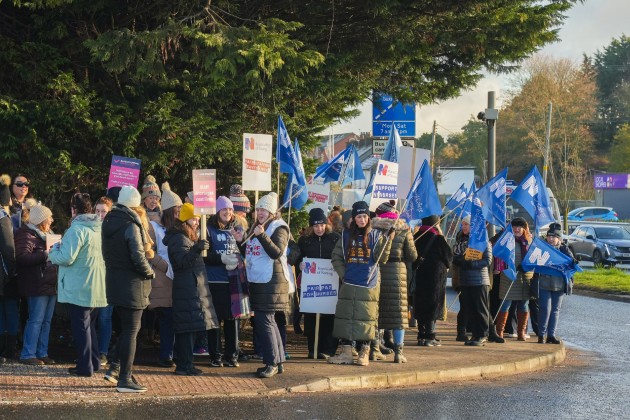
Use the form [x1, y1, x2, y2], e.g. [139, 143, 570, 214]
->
[14, 181, 30, 187]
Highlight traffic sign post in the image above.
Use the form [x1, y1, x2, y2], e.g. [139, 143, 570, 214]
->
[372, 93, 416, 138]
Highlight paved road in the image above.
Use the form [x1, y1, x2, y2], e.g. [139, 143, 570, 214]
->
[4, 293, 629, 420]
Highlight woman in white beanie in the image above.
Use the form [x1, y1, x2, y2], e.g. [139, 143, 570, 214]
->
[236, 192, 290, 378]
[15, 204, 58, 365]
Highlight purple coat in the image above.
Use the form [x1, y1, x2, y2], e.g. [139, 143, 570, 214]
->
[15, 225, 58, 297]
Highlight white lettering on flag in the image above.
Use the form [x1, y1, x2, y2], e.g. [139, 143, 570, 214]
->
[522, 175, 538, 197]
[490, 178, 506, 199]
[528, 247, 550, 265]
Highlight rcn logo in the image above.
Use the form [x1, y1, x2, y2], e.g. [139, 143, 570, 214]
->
[521, 175, 539, 197]
[377, 163, 388, 176]
[245, 137, 255, 150]
[527, 247, 550, 265]
[499, 232, 515, 250]
[489, 178, 506, 198]
[303, 262, 317, 274]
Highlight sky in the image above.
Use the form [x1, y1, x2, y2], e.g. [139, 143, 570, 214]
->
[330, 0, 630, 138]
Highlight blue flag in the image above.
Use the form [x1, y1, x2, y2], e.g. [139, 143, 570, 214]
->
[276, 116, 305, 185]
[400, 160, 442, 224]
[340, 145, 365, 187]
[314, 147, 351, 183]
[283, 139, 308, 210]
[476, 168, 508, 228]
[382, 124, 403, 163]
[467, 193, 489, 253]
[510, 166, 555, 231]
[492, 225, 517, 281]
[362, 172, 375, 201]
[444, 183, 468, 212]
[455, 182, 476, 218]
[521, 237, 583, 281]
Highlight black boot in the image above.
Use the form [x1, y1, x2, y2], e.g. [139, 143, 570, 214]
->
[488, 321, 505, 343]
[382, 329, 395, 350]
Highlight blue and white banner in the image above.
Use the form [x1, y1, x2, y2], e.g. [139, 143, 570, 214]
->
[476, 168, 508, 228]
[444, 182, 468, 212]
[521, 237, 583, 281]
[467, 193, 489, 253]
[492, 225, 517, 281]
[400, 159, 442, 224]
[510, 166, 555, 230]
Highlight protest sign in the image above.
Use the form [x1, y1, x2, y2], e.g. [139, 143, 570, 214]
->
[300, 258, 339, 315]
[369, 160, 399, 211]
[192, 169, 216, 215]
[107, 155, 141, 189]
[242, 133, 272, 191]
[305, 176, 331, 212]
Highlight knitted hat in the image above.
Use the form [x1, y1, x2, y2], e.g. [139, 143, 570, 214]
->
[0, 174, 11, 207]
[106, 186, 122, 203]
[255, 192, 278, 214]
[178, 203, 199, 222]
[29, 204, 52, 226]
[351, 201, 370, 218]
[141, 175, 161, 199]
[309, 208, 327, 226]
[375, 200, 396, 216]
[186, 191, 194, 204]
[216, 196, 233, 213]
[229, 184, 251, 214]
[161, 182, 183, 211]
[546, 228, 562, 239]
[422, 215, 440, 226]
[117, 186, 142, 208]
[342, 210, 353, 226]
[511, 217, 528, 229]
[462, 215, 471, 224]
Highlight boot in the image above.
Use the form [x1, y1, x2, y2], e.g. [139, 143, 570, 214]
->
[377, 330, 393, 355]
[356, 344, 370, 366]
[488, 320, 505, 343]
[369, 339, 387, 361]
[328, 345, 354, 365]
[382, 330, 395, 350]
[394, 344, 407, 363]
[494, 311, 509, 339]
[517, 312, 530, 341]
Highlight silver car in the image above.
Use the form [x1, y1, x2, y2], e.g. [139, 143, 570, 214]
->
[566, 224, 630, 266]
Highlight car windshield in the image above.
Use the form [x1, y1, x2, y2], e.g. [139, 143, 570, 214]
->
[568, 208, 582, 216]
[594, 227, 630, 240]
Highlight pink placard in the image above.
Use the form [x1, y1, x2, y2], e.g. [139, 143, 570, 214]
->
[107, 155, 142, 189]
[192, 169, 216, 214]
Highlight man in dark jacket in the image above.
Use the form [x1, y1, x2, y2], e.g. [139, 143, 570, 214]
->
[0, 175, 18, 363]
[101, 186, 154, 393]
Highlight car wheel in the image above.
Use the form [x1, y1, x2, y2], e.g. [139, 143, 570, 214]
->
[592, 249, 603, 266]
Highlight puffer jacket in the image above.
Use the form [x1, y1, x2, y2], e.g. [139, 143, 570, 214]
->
[331, 226, 392, 341]
[49, 213, 107, 308]
[163, 229, 218, 334]
[241, 219, 290, 312]
[101, 205, 154, 309]
[0, 209, 18, 296]
[148, 221, 172, 309]
[296, 229, 340, 262]
[15, 224, 58, 297]
[498, 236, 533, 301]
[538, 243, 574, 294]
[452, 230, 492, 287]
[372, 217, 417, 329]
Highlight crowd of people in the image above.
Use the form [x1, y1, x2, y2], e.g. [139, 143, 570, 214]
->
[0, 173, 574, 393]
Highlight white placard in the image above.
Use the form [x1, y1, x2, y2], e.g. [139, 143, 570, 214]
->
[299, 258, 339, 314]
[242, 133, 272, 191]
[305, 176, 331, 212]
[369, 160, 399, 211]
[397, 147, 431, 198]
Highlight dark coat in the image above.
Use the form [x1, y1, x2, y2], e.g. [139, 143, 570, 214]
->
[102, 205, 154, 309]
[240, 220, 291, 313]
[0, 210, 18, 296]
[372, 217, 418, 329]
[413, 226, 453, 323]
[15, 225, 57, 297]
[164, 230, 218, 333]
[296, 230, 341, 261]
[452, 231, 492, 287]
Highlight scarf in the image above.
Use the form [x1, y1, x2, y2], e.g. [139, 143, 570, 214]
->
[228, 254, 251, 319]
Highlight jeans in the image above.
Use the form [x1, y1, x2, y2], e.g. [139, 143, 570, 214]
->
[97, 305, 114, 356]
[157, 307, 175, 361]
[114, 307, 143, 382]
[254, 311, 285, 366]
[20, 295, 56, 360]
[69, 304, 100, 375]
[538, 289, 564, 338]
[393, 328, 405, 345]
[0, 296, 19, 335]
[500, 299, 529, 313]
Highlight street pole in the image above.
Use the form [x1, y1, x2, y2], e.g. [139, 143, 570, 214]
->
[486, 91, 497, 238]
[430, 120, 437, 173]
[543, 102, 552, 184]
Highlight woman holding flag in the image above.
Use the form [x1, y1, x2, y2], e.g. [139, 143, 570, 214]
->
[495, 217, 534, 341]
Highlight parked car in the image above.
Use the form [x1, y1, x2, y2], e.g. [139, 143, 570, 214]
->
[567, 207, 618, 222]
[566, 224, 630, 266]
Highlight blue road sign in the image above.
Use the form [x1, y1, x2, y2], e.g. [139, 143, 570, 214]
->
[372, 93, 416, 137]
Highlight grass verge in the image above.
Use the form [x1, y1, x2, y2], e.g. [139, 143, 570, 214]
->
[573, 267, 630, 295]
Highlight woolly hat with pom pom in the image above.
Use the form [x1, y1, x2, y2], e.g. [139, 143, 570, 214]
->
[0, 174, 11, 207]
[141, 175, 161, 199]
[161, 182, 182, 211]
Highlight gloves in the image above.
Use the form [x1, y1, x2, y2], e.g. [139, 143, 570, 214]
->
[192, 239, 210, 254]
[221, 253, 239, 271]
[387, 226, 396, 236]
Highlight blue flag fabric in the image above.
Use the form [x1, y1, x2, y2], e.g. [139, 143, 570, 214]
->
[510, 166, 555, 231]
[476, 168, 508, 228]
[400, 160, 442, 224]
[492, 225, 517, 281]
[456, 182, 476, 218]
[362, 172, 375, 201]
[276, 116, 305, 185]
[340, 145, 365, 187]
[283, 139, 308, 210]
[382, 125, 403, 163]
[314, 147, 351, 183]
[521, 237, 583, 281]
[467, 193, 489, 253]
[444, 183, 468, 212]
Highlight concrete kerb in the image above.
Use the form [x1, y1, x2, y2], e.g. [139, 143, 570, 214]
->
[285, 344, 566, 394]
